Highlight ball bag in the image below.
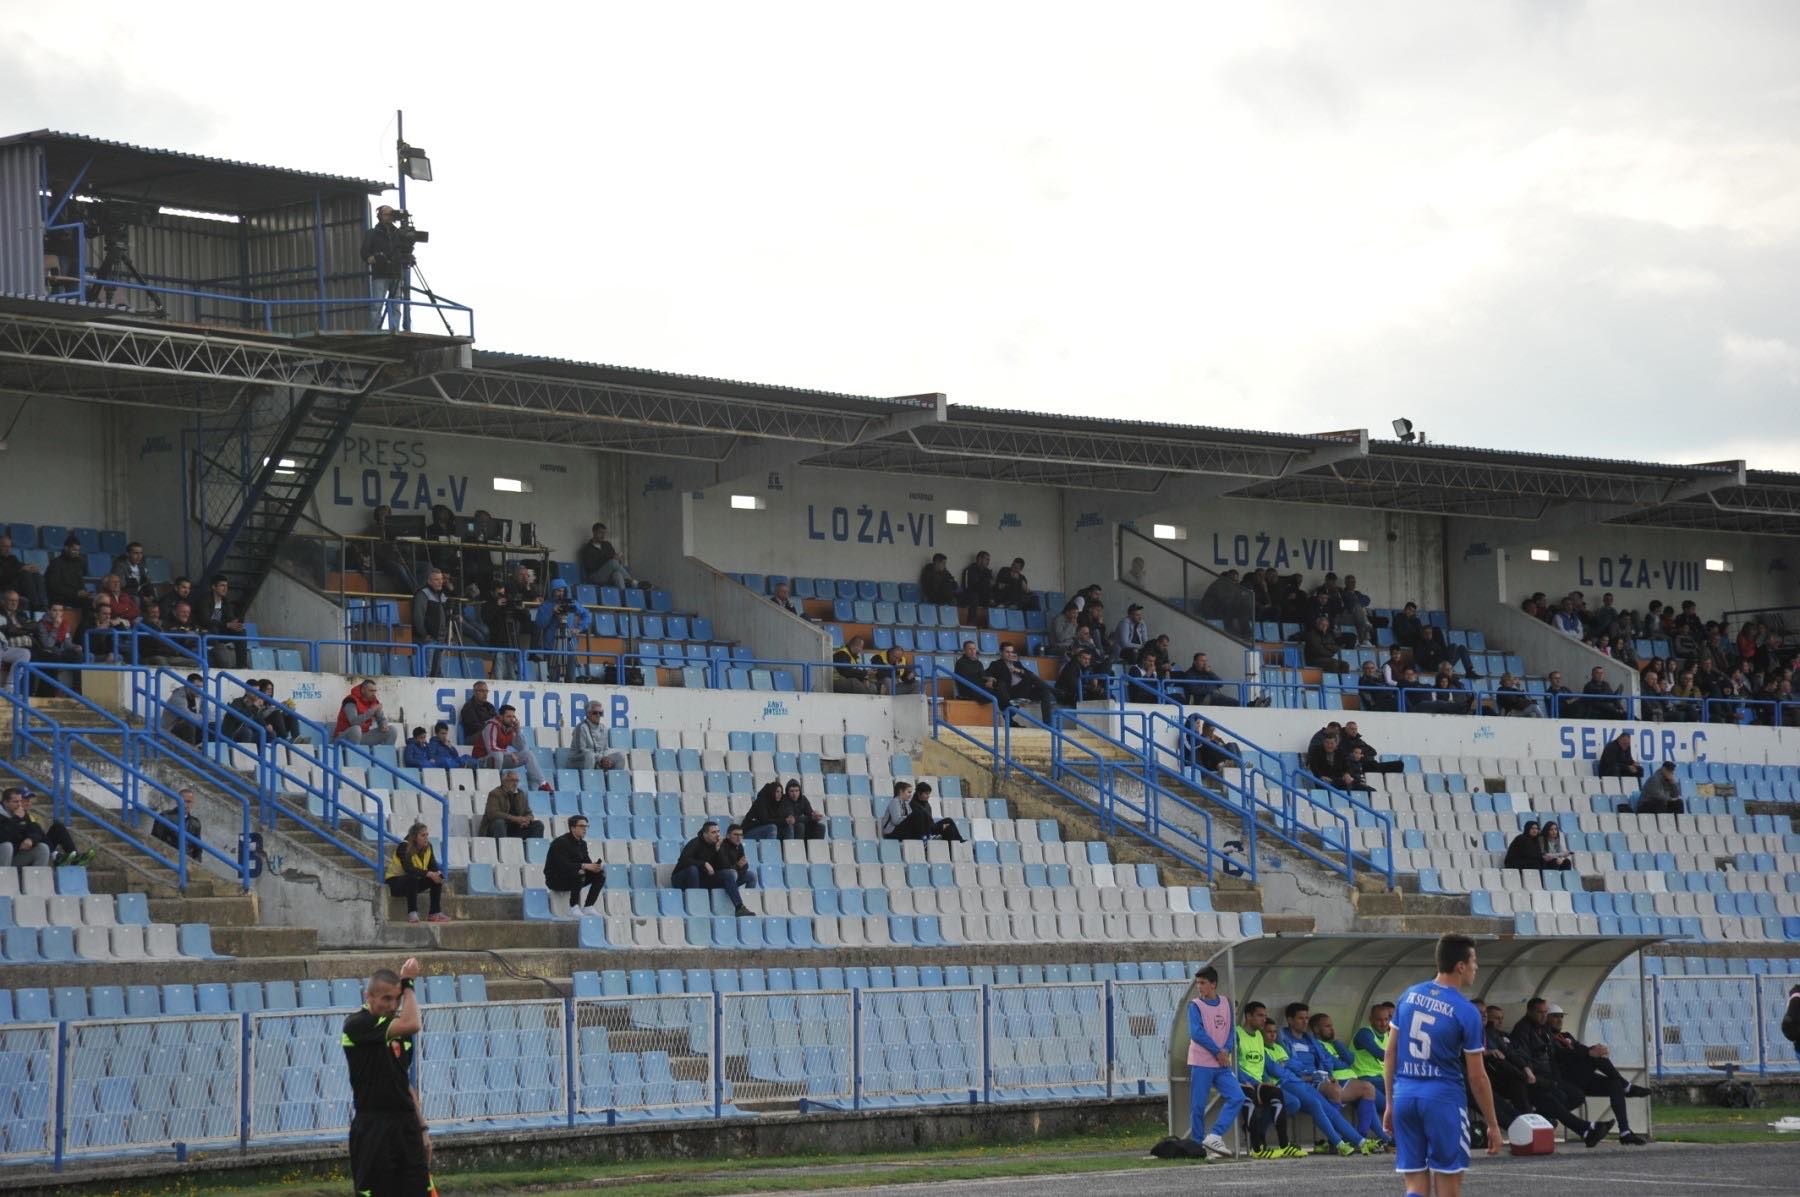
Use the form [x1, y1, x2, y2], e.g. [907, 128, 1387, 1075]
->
[1507, 1113, 1555, 1155]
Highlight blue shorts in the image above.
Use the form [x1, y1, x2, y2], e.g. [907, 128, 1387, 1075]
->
[1392, 1086, 1470, 1174]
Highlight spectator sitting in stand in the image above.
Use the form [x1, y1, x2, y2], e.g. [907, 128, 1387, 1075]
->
[475, 705, 552, 792]
[1634, 761, 1685, 815]
[1055, 645, 1105, 707]
[569, 700, 624, 771]
[832, 635, 877, 695]
[385, 821, 450, 923]
[1580, 666, 1626, 719]
[953, 640, 993, 701]
[879, 780, 964, 843]
[1340, 721, 1402, 773]
[993, 557, 1036, 610]
[960, 551, 995, 609]
[1356, 660, 1396, 712]
[1504, 820, 1547, 870]
[1539, 820, 1574, 870]
[200, 575, 246, 669]
[1389, 601, 1422, 649]
[1197, 569, 1253, 637]
[1068, 623, 1109, 672]
[1412, 625, 1480, 678]
[868, 646, 918, 696]
[1184, 718, 1239, 780]
[717, 823, 757, 891]
[43, 536, 89, 610]
[1496, 671, 1541, 717]
[1299, 613, 1349, 673]
[0, 536, 48, 610]
[151, 788, 204, 863]
[1342, 746, 1375, 792]
[1124, 647, 1168, 704]
[95, 574, 139, 624]
[1543, 669, 1574, 718]
[769, 580, 800, 615]
[0, 787, 52, 867]
[1082, 601, 1115, 664]
[741, 781, 783, 840]
[1552, 597, 1585, 637]
[919, 553, 958, 606]
[1596, 730, 1642, 778]
[1338, 574, 1376, 646]
[30, 602, 84, 693]
[1305, 731, 1354, 789]
[987, 642, 1054, 724]
[1180, 651, 1252, 707]
[482, 770, 546, 840]
[1429, 662, 1474, 714]
[1115, 603, 1150, 664]
[577, 521, 636, 590]
[1048, 599, 1080, 655]
[776, 778, 826, 841]
[248, 680, 300, 742]
[80, 594, 130, 664]
[458, 681, 497, 744]
[674, 821, 753, 917]
[411, 721, 474, 769]
[543, 815, 605, 915]
[332, 678, 395, 748]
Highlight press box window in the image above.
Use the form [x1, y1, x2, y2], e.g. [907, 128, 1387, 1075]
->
[492, 477, 532, 494]
[730, 495, 767, 511]
[946, 509, 979, 526]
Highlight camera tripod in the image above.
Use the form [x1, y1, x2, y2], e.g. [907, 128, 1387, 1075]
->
[375, 258, 456, 336]
[87, 230, 167, 317]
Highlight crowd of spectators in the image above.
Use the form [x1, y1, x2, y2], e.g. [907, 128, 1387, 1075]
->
[0, 532, 257, 694]
[1526, 589, 1799, 726]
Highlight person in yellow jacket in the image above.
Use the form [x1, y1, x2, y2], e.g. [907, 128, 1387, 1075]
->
[1234, 1002, 1298, 1158]
[386, 822, 450, 924]
[1352, 1001, 1395, 1121]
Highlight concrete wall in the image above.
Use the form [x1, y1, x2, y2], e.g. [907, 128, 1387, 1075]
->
[1113, 698, 1792, 767]
[308, 425, 629, 567]
[678, 462, 1064, 587]
[1444, 520, 1797, 617]
[1485, 599, 1640, 696]
[659, 553, 834, 692]
[1, 398, 131, 535]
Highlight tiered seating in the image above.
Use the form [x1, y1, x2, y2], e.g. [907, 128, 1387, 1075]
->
[1255, 608, 1524, 710]
[341, 585, 753, 688]
[727, 572, 1066, 697]
[0, 866, 224, 964]
[1308, 752, 1800, 942]
[287, 726, 1259, 949]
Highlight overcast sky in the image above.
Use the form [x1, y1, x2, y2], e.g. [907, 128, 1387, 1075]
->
[5, 0, 1797, 470]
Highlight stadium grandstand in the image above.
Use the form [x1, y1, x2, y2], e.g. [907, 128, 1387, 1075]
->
[0, 128, 1797, 1185]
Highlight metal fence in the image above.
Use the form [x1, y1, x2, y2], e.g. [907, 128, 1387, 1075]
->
[9, 977, 1792, 1168]
[1651, 975, 1800, 1077]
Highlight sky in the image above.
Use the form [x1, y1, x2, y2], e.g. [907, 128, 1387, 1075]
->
[4, 0, 1798, 471]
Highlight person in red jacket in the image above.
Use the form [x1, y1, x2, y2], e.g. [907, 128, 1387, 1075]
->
[474, 704, 551, 792]
[333, 679, 397, 747]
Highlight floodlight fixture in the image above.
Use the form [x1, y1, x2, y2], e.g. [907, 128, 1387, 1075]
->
[400, 143, 433, 182]
[1392, 417, 1417, 444]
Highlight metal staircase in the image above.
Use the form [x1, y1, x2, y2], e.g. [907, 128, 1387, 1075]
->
[196, 382, 369, 606]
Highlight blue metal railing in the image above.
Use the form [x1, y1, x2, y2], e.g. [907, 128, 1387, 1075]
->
[926, 672, 1220, 880]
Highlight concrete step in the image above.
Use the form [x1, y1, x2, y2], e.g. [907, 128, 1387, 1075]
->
[148, 894, 261, 928]
[208, 925, 320, 957]
[384, 893, 522, 923]
[1354, 890, 1474, 919]
[429, 919, 579, 951]
[1353, 914, 1513, 935]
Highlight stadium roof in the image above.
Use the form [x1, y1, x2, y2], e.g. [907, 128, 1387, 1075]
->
[0, 130, 386, 213]
[3, 287, 1797, 537]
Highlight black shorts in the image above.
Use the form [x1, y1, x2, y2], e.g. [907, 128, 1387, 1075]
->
[348, 1110, 430, 1197]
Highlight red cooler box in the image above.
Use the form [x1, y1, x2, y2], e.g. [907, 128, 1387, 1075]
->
[1507, 1114, 1555, 1155]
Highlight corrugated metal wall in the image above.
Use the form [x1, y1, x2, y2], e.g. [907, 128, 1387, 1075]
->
[0, 143, 47, 295]
[244, 193, 370, 333]
[117, 212, 242, 325]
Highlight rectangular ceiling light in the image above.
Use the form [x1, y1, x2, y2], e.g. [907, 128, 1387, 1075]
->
[731, 495, 766, 510]
[946, 509, 978, 525]
[1529, 548, 1558, 562]
[1152, 524, 1188, 541]
[492, 477, 528, 493]
[1704, 558, 1732, 572]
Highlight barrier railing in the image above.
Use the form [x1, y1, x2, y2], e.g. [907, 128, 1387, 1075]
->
[7, 983, 1184, 1167]
[53, 270, 475, 338]
[1650, 974, 1800, 1078]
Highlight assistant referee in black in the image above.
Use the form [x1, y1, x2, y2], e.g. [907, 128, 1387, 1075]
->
[341, 956, 433, 1197]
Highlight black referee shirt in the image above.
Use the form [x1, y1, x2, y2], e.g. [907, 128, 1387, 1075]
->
[341, 1007, 415, 1113]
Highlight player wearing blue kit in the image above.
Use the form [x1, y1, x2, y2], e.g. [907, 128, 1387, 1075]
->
[1384, 934, 1500, 1197]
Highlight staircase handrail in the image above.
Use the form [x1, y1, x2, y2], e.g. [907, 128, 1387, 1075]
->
[1145, 708, 1394, 888]
[1116, 523, 1255, 645]
[1053, 709, 1242, 882]
[139, 668, 393, 882]
[214, 670, 450, 858]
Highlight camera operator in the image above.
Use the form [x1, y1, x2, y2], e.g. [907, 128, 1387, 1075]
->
[535, 582, 592, 684]
[480, 582, 527, 681]
[361, 205, 410, 330]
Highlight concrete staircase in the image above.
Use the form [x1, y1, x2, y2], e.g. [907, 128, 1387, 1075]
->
[921, 732, 1295, 930]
